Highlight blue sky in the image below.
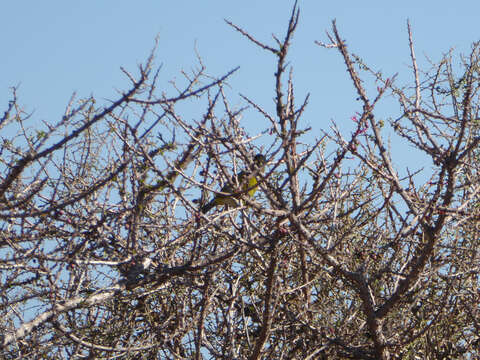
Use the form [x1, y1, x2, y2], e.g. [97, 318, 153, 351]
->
[2, 1, 479, 172]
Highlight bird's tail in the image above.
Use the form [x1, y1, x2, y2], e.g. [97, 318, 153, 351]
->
[200, 200, 215, 214]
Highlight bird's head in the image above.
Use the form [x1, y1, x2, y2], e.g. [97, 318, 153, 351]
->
[253, 154, 267, 169]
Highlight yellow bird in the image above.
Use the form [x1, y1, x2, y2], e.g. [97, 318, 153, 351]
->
[201, 154, 266, 214]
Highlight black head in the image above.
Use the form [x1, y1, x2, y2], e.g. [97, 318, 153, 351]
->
[253, 154, 267, 167]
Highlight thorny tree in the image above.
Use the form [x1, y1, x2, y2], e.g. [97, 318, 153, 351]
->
[1, 5, 479, 360]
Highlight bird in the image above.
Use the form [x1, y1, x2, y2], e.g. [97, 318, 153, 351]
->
[201, 154, 266, 214]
